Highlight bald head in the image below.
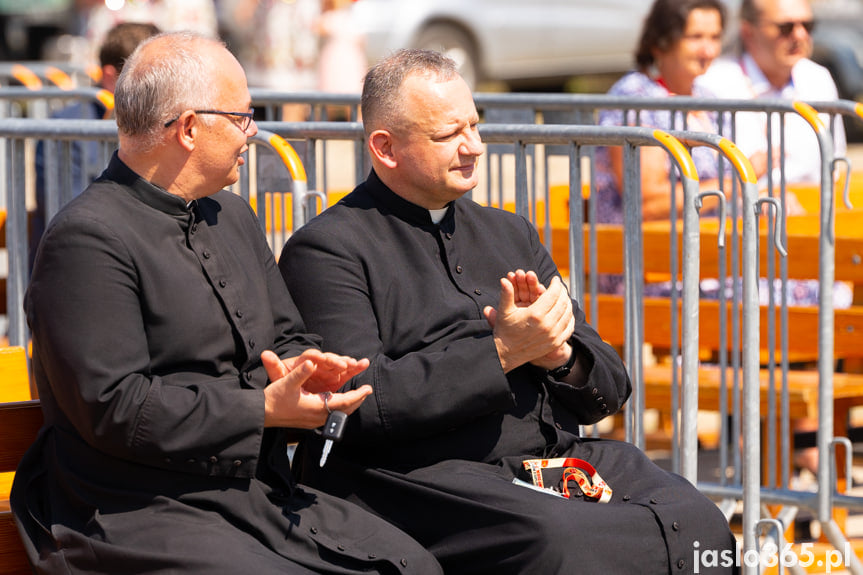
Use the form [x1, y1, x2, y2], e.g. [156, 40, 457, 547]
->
[114, 32, 228, 151]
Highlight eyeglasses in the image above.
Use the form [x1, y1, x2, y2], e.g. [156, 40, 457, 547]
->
[769, 19, 815, 37]
[164, 108, 256, 132]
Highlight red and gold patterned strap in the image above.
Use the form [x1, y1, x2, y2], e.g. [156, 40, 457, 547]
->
[522, 457, 612, 503]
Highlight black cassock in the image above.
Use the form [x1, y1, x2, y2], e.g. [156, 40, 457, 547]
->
[13, 154, 442, 575]
[281, 170, 738, 575]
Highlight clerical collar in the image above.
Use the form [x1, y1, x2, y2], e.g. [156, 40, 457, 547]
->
[428, 207, 448, 224]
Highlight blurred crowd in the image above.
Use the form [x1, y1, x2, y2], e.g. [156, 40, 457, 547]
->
[49, 0, 367, 95]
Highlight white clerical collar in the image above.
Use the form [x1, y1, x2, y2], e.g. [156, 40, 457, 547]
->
[428, 207, 448, 224]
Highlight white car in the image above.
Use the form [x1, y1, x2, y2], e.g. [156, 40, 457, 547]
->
[352, 0, 653, 90]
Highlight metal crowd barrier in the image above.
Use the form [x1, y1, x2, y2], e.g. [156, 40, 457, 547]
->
[0, 87, 112, 124]
[3, 90, 863, 571]
[0, 62, 96, 91]
[0, 118, 308, 343]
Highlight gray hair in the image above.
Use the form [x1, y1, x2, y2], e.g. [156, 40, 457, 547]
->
[361, 49, 460, 135]
[114, 31, 221, 151]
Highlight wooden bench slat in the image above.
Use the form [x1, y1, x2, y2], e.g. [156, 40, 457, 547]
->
[0, 512, 31, 575]
[542, 217, 863, 283]
[0, 400, 41, 575]
[642, 364, 863, 421]
[0, 401, 42, 473]
[583, 294, 863, 359]
[0, 347, 30, 403]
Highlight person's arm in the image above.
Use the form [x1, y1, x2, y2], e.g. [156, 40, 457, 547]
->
[516, 224, 632, 421]
[280, 225, 517, 445]
[25, 194, 369, 479]
[261, 348, 371, 429]
[482, 272, 575, 373]
[487, 267, 631, 424]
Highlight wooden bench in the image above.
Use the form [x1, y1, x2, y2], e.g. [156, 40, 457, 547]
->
[0, 347, 31, 404]
[0, 345, 39, 575]
[0, 401, 41, 575]
[537, 212, 863, 480]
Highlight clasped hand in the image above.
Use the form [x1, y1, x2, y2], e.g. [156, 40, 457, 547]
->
[483, 270, 575, 373]
[261, 348, 372, 429]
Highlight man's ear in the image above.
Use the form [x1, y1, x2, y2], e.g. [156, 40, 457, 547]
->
[368, 129, 397, 169]
[100, 64, 120, 93]
[167, 111, 198, 152]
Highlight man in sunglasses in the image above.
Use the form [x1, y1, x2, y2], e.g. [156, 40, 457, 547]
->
[697, 0, 846, 185]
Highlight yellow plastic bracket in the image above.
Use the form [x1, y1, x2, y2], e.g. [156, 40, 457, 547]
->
[267, 133, 307, 183]
[11, 64, 42, 90]
[44, 66, 74, 90]
[717, 137, 757, 184]
[792, 100, 826, 135]
[653, 129, 698, 181]
[96, 89, 115, 118]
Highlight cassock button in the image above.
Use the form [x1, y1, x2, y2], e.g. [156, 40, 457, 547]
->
[650, 498, 658, 504]
[445, 233, 452, 239]
[191, 224, 198, 233]
[337, 544, 345, 551]
[456, 265, 463, 273]
[672, 521, 680, 531]
[249, 338, 256, 349]
[596, 396, 604, 403]
[474, 289, 482, 295]
[209, 456, 218, 463]
[677, 559, 686, 569]
[555, 422, 563, 430]
[236, 310, 243, 318]
[368, 553, 377, 559]
[310, 527, 318, 535]
[219, 279, 227, 288]
[400, 559, 408, 567]
[245, 372, 253, 381]
[202, 250, 211, 259]
[232, 459, 242, 467]
[622, 494, 631, 501]
[591, 388, 599, 396]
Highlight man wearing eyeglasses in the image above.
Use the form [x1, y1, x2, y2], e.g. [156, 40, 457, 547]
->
[12, 31, 442, 575]
[697, 0, 847, 185]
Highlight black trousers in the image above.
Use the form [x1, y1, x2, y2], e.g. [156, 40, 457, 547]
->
[301, 437, 739, 575]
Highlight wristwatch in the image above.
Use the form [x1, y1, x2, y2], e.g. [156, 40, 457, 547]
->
[548, 347, 577, 380]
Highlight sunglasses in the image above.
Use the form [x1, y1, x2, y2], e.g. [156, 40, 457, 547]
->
[770, 19, 815, 37]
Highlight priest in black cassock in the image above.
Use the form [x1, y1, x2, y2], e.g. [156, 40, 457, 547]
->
[13, 33, 442, 575]
[280, 48, 738, 574]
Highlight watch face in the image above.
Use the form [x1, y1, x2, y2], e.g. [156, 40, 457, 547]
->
[550, 364, 571, 379]
[550, 350, 576, 378]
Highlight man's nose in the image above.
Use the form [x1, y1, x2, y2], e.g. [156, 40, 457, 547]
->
[462, 128, 484, 156]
